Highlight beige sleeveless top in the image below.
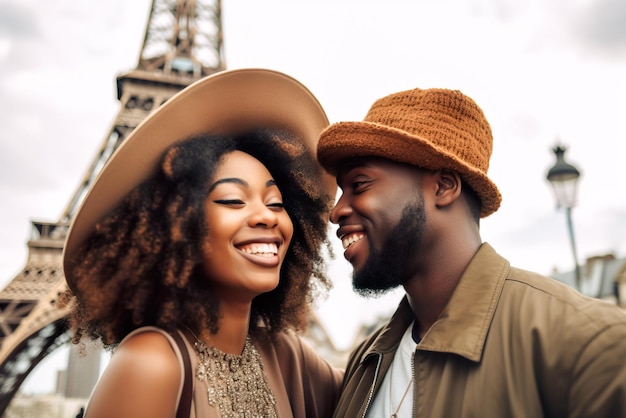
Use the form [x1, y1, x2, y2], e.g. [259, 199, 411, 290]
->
[122, 326, 343, 418]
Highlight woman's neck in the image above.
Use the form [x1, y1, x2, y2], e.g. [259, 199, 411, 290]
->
[190, 301, 252, 355]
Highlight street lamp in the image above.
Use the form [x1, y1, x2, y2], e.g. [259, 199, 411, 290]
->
[546, 144, 582, 291]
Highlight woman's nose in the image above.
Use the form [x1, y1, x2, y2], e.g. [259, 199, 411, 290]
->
[249, 202, 279, 228]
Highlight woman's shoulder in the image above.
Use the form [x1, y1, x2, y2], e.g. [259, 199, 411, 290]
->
[85, 327, 183, 418]
[257, 328, 304, 352]
[256, 330, 344, 417]
[116, 327, 181, 369]
[120, 326, 179, 349]
[257, 329, 341, 371]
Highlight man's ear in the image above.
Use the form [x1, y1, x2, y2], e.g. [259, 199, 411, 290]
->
[434, 169, 462, 208]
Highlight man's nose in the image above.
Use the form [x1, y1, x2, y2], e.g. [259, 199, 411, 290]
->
[329, 193, 351, 224]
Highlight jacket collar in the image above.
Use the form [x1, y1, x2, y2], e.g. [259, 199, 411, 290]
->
[367, 296, 415, 355]
[361, 243, 510, 363]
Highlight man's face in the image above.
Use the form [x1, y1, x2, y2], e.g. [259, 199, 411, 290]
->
[330, 157, 427, 296]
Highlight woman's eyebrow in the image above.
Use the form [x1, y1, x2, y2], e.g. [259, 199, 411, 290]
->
[208, 177, 247, 193]
[208, 178, 278, 193]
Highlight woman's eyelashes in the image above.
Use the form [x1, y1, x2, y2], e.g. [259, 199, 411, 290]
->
[212, 199, 285, 209]
[213, 199, 245, 206]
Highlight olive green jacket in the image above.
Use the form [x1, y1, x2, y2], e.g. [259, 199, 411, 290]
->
[334, 243, 626, 418]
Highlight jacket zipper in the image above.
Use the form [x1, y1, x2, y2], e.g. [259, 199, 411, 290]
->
[360, 354, 383, 418]
[411, 351, 417, 417]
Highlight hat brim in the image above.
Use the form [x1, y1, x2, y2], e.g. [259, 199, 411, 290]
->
[64, 68, 335, 279]
[317, 121, 501, 217]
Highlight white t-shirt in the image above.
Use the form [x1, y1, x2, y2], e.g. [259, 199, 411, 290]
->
[366, 322, 417, 418]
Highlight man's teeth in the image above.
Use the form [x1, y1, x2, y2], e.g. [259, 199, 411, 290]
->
[342, 233, 364, 250]
[240, 243, 278, 256]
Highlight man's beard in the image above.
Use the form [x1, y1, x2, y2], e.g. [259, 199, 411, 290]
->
[352, 197, 425, 297]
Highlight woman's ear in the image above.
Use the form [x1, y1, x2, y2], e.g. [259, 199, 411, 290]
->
[434, 169, 462, 208]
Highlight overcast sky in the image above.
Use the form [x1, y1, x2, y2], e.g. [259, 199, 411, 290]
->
[1, 0, 625, 394]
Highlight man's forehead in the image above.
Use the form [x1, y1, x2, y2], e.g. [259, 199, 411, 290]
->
[337, 155, 419, 175]
[337, 155, 389, 171]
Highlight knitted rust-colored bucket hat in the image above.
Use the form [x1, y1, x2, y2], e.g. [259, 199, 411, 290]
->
[63, 68, 334, 289]
[317, 87, 502, 217]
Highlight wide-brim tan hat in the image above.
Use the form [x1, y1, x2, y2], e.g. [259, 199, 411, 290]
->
[63, 68, 334, 283]
[317, 87, 501, 217]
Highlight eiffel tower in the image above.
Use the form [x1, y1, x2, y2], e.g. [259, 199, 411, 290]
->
[0, 0, 224, 413]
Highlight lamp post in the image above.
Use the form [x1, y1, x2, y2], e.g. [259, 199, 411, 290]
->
[546, 144, 582, 291]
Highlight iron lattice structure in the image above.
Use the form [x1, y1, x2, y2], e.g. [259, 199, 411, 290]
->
[0, 0, 224, 413]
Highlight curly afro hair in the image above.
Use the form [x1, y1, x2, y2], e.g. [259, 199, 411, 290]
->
[59, 129, 334, 348]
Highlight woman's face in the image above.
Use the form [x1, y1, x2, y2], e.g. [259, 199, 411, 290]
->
[200, 150, 293, 302]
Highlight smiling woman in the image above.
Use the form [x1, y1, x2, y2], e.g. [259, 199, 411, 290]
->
[57, 68, 343, 418]
[201, 151, 293, 299]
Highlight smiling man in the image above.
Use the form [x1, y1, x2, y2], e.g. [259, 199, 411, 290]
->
[317, 87, 626, 418]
